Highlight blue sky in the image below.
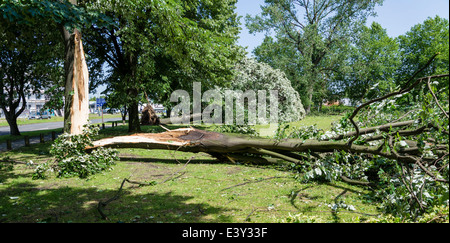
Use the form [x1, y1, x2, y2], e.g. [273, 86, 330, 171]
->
[236, 0, 450, 56]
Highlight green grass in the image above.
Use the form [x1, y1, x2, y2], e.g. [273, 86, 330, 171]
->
[256, 115, 343, 137]
[0, 149, 379, 223]
[288, 115, 343, 131]
[0, 128, 63, 144]
[0, 119, 380, 223]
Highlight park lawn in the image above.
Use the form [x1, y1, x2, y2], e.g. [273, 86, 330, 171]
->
[0, 128, 64, 144]
[256, 115, 343, 137]
[288, 115, 343, 131]
[0, 120, 380, 223]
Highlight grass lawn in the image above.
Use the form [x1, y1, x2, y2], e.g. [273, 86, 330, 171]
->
[256, 115, 343, 137]
[0, 117, 381, 223]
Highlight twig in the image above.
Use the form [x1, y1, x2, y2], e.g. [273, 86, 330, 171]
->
[97, 178, 157, 220]
[244, 207, 257, 222]
[97, 178, 127, 220]
[340, 176, 372, 187]
[159, 125, 171, 132]
[161, 156, 194, 184]
[0, 159, 27, 165]
[426, 76, 449, 118]
[389, 109, 419, 123]
[327, 120, 416, 141]
[334, 189, 348, 201]
[251, 148, 304, 164]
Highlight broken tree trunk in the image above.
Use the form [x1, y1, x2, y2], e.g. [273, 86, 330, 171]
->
[62, 26, 89, 135]
[61, 0, 90, 135]
[86, 127, 424, 166]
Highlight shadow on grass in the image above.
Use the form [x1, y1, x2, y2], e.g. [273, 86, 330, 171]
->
[0, 180, 233, 223]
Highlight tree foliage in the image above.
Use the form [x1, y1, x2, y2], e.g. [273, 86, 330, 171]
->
[397, 16, 449, 90]
[83, 0, 243, 132]
[246, 0, 383, 112]
[33, 124, 118, 179]
[0, 19, 63, 135]
[0, 0, 112, 29]
[334, 22, 401, 103]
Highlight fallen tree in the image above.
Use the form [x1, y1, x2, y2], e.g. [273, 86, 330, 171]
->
[87, 124, 444, 168]
[88, 57, 448, 175]
[85, 55, 449, 219]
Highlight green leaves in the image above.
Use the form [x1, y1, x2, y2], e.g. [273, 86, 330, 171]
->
[343, 22, 401, 101]
[0, 0, 114, 29]
[247, 0, 384, 111]
[33, 124, 118, 179]
[397, 16, 449, 88]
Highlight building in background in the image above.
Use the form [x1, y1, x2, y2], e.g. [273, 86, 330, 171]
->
[0, 91, 52, 119]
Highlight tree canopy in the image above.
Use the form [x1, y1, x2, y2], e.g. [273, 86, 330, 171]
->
[333, 22, 400, 103]
[246, 0, 383, 112]
[397, 16, 449, 89]
[0, 10, 63, 135]
[83, 0, 243, 132]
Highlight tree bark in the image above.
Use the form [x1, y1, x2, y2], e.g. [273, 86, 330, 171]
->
[1, 91, 26, 136]
[127, 88, 141, 133]
[4, 113, 21, 136]
[306, 89, 313, 114]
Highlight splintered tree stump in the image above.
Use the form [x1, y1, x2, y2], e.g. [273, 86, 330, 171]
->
[141, 105, 160, 126]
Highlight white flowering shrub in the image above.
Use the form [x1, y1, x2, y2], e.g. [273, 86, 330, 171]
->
[227, 57, 306, 123]
[33, 124, 118, 179]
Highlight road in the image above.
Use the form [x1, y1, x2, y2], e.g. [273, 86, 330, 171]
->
[0, 118, 123, 136]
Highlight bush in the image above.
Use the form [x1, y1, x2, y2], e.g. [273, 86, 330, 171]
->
[33, 124, 118, 179]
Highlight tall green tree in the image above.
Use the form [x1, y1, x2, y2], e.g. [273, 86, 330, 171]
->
[84, 0, 242, 132]
[1, 0, 113, 134]
[253, 36, 309, 107]
[397, 16, 449, 90]
[246, 0, 383, 113]
[334, 22, 400, 103]
[0, 15, 62, 135]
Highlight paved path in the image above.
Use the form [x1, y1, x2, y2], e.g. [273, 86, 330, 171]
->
[0, 118, 122, 152]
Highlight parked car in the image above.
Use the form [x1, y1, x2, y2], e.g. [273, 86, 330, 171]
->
[28, 112, 39, 120]
[28, 111, 51, 120]
[40, 111, 51, 119]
